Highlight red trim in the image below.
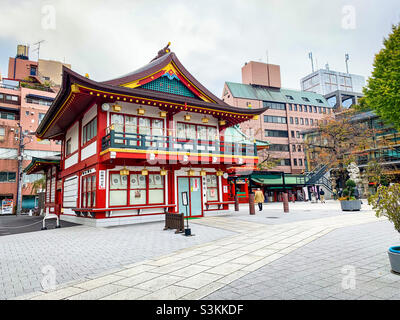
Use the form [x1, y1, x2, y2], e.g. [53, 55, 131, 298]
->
[109, 112, 165, 147]
[64, 148, 78, 160]
[108, 170, 166, 208]
[60, 153, 97, 178]
[81, 117, 97, 148]
[81, 173, 96, 208]
[175, 72, 203, 99]
[81, 136, 97, 149]
[206, 172, 220, 202]
[73, 204, 176, 212]
[137, 70, 166, 86]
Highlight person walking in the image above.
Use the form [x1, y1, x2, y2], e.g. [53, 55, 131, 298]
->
[332, 188, 337, 200]
[254, 188, 265, 211]
[320, 189, 325, 203]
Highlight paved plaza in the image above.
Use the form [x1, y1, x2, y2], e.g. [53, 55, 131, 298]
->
[1, 200, 400, 300]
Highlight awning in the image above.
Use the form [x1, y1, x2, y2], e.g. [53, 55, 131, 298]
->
[0, 105, 19, 113]
[252, 174, 305, 185]
[24, 156, 60, 175]
[25, 94, 54, 102]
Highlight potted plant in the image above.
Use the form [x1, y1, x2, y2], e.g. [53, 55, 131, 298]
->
[339, 179, 362, 211]
[369, 184, 400, 274]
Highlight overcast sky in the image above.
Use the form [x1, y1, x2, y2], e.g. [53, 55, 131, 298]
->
[0, 0, 399, 96]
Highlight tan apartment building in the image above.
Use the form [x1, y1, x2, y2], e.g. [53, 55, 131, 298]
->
[0, 45, 63, 213]
[222, 61, 333, 174]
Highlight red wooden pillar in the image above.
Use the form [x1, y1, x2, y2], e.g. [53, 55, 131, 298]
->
[95, 103, 108, 219]
[243, 181, 248, 203]
[168, 169, 176, 213]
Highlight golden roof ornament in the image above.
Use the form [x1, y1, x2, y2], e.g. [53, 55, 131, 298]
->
[150, 42, 171, 62]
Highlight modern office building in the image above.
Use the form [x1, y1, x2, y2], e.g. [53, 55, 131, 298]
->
[222, 61, 333, 174]
[300, 68, 365, 96]
[0, 45, 62, 213]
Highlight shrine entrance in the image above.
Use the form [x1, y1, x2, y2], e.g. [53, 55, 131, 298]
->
[177, 177, 203, 217]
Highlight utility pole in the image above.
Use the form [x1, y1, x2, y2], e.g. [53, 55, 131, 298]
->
[345, 53, 350, 74]
[16, 123, 24, 215]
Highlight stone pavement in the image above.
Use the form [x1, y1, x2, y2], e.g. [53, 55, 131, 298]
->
[11, 200, 396, 300]
[0, 220, 233, 299]
[204, 221, 400, 300]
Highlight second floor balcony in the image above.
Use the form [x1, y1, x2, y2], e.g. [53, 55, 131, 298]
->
[101, 124, 258, 160]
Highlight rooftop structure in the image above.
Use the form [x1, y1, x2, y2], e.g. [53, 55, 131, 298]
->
[300, 68, 365, 96]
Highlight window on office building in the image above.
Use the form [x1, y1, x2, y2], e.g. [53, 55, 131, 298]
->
[292, 144, 296, 152]
[305, 118, 309, 125]
[269, 144, 290, 152]
[265, 130, 288, 138]
[309, 106, 312, 112]
[263, 115, 287, 124]
[300, 118, 304, 125]
[299, 105, 302, 112]
[296, 131, 300, 138]
[262, 101, 286, 110]
[295, 117, 299, 124]
[293, 159, 298, 166]
[294, 105, 298, 111]
[290, 117, 293, 124]
[299, 159, 303, 166]
[314, 106, 317, 113]
[291, 131, 295, 138]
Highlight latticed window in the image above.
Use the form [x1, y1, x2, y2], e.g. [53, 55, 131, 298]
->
[141, 76, 196, 98]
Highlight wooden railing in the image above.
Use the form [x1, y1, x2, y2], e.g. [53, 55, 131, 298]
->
[101, 129, 257, 157]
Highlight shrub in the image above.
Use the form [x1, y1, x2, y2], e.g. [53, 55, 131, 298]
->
[368, 184, 400, 232]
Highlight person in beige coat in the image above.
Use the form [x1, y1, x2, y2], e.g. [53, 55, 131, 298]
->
[254, 188, 265, 211]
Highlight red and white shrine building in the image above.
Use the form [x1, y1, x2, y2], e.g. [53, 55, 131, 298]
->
[28, 46, 266, 226]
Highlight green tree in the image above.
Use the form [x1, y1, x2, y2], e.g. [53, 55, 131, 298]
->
[30, 176, 46, 195]
[363, 24, 400, 129]
[369, 184, 400, 232]
[303, 109, 374, 186]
